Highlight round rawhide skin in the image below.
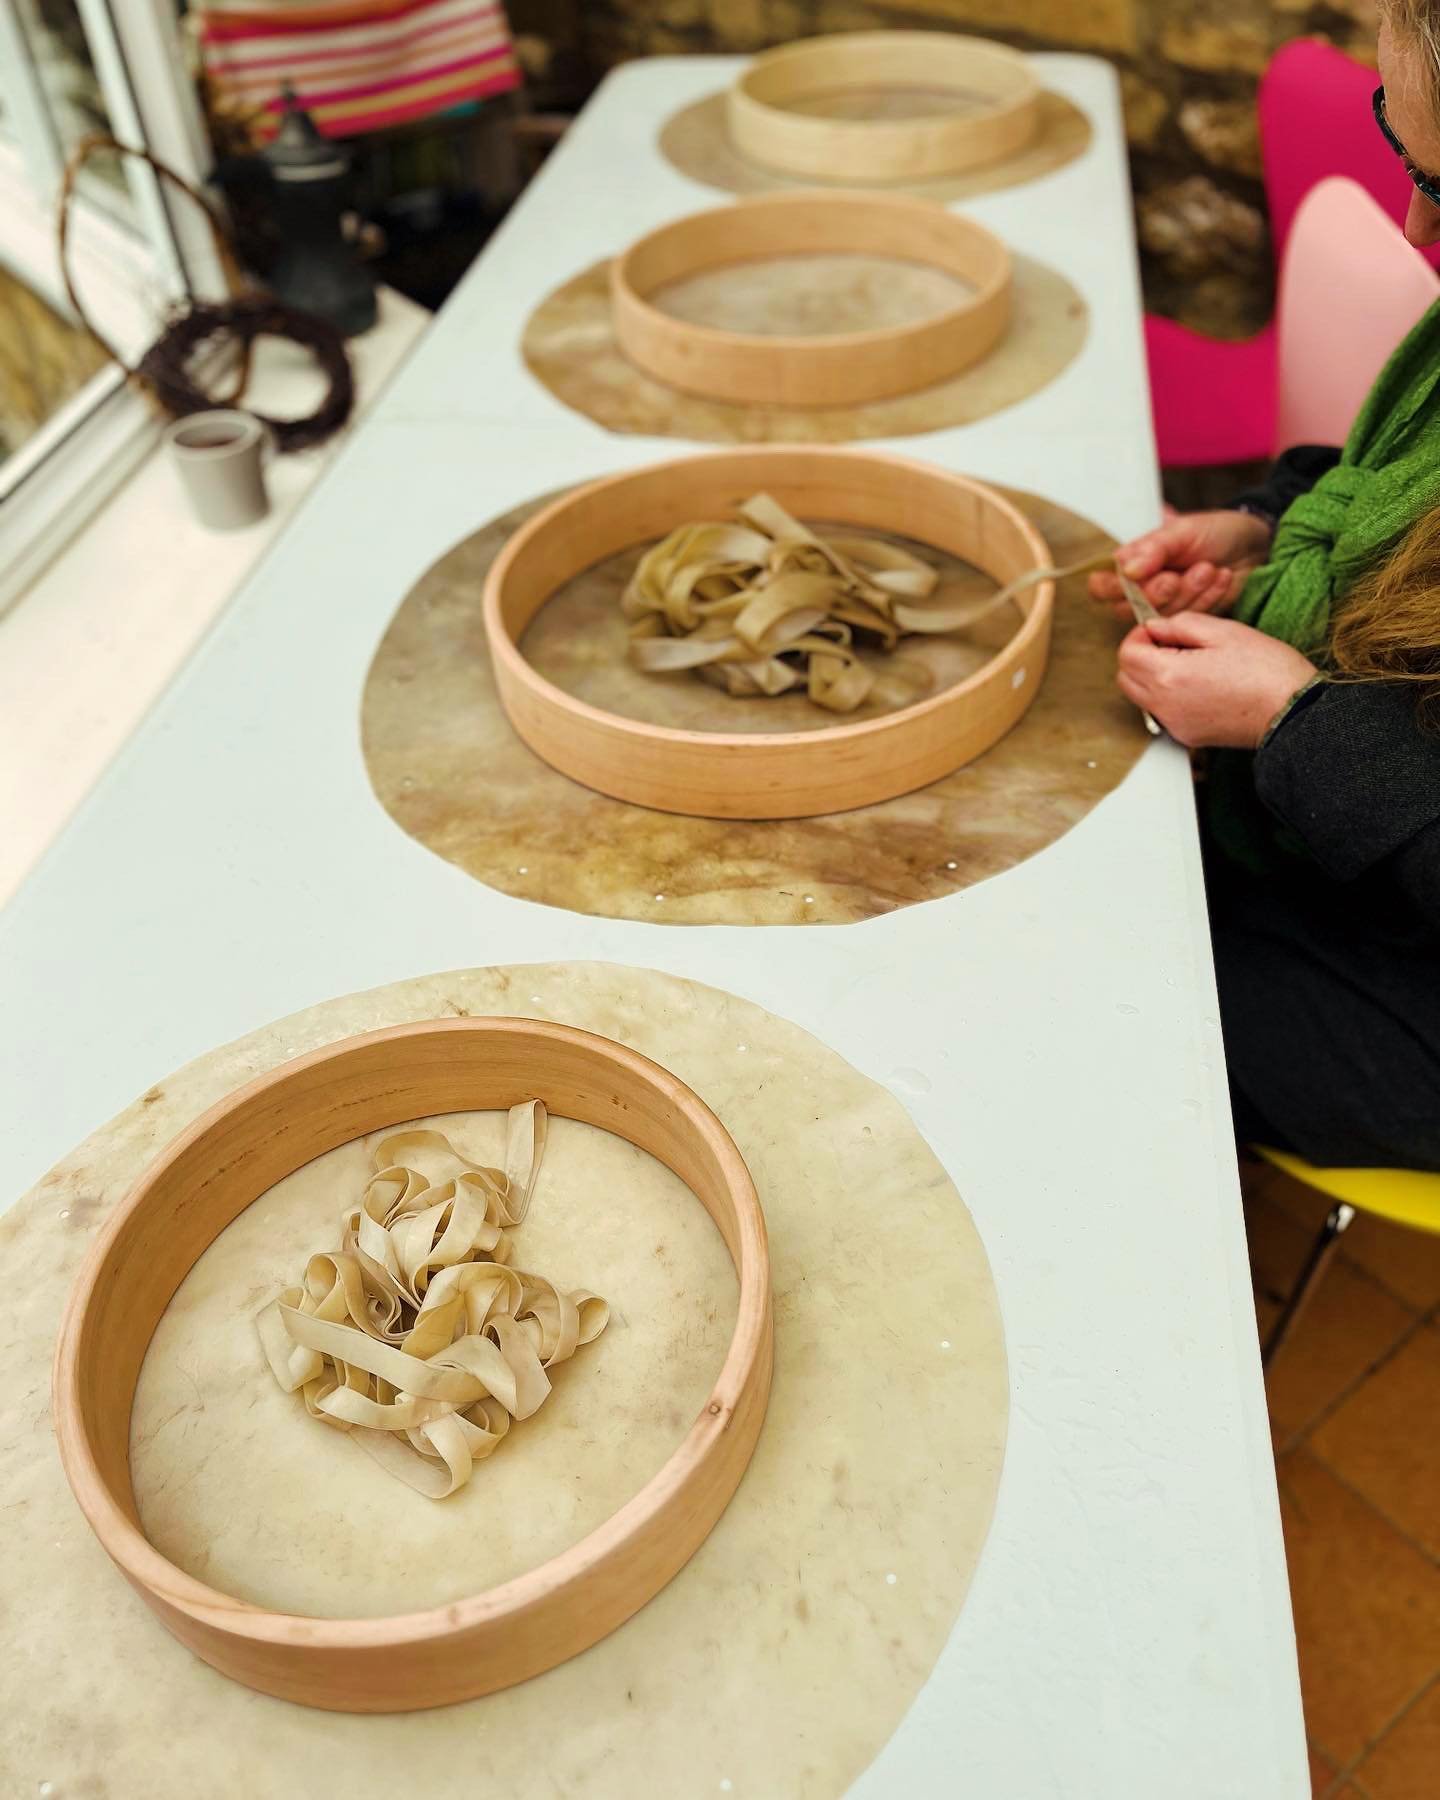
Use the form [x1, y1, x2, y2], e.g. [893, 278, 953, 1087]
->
[659, 86, 1092, 202]
[523, 252, 1087, 445]
[361, 486, 1148, 925]
[4, 962, 1006, 1798]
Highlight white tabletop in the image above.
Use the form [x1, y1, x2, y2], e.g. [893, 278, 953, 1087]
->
[0, 53, 1306, 1799]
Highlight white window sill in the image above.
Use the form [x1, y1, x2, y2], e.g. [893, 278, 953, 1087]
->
[0, 284, 428, 906]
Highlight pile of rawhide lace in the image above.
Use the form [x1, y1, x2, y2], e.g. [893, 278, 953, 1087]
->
[257, 1102, 608, 1498]
[623, 492, 996, 714]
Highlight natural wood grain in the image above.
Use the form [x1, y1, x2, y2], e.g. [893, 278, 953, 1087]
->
[482, 447, 1054, 819]
[524, 251, 1087, 446]
[727, 33, 1041, 183]
[660, 86, 1091, 204]
[610, 191, 1010, 407]
[53, 1017, 772, 1712]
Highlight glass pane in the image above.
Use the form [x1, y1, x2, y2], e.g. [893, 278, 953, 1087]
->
[0, 261, 110, 467]
[14, 0, 129, 205]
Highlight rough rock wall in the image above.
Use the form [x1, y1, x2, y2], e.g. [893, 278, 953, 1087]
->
[510, 0, 1383, 338]
[0, 267, 109, 466]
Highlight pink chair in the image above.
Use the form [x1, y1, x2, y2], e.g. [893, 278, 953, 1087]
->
[1274, 177, 1440, 450]
[1147, 38, 1439, 467]
[1261, 40, 1440, 264]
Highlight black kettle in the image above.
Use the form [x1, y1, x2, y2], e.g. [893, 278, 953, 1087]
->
[241, 89, 378, 338]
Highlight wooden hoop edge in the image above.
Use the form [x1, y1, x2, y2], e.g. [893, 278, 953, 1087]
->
[726, 33, 1043, 182]
[52, 1016, 773, 1712]
[481, 446, 1056, 819]
[609, 190, 1012, 407]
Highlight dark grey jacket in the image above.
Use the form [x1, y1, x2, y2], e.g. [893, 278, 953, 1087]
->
[1235, 445, 1440, 943]
[1210, 447, 1440, 1166]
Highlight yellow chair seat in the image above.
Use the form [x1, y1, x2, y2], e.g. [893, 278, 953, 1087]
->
[1257, 1146, 1440, 1235]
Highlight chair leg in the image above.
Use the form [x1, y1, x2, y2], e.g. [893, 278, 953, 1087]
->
[1262, 1202, 1356, 1367]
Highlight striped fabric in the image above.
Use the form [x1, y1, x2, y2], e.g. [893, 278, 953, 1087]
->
[197, 0, 521, 140]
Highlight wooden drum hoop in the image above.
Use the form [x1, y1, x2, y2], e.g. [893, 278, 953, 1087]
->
[53, 1016, 773, 1713]
[726, 33, 1043, 184]
[609, 190, 1012, 407]
[483, 446, 1055, 820]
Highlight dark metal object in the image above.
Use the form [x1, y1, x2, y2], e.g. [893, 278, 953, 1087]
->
[1261, 1201, 1356, 1367]
[260, 89, 377, 338]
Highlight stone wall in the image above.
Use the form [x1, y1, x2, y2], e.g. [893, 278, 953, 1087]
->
[509, 0, 1383, 338]
[0, 267, 109, 466]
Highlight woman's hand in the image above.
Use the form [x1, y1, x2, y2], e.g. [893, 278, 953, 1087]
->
[1116, 612, 1318, 748]
[1089, 508, 1274, 617]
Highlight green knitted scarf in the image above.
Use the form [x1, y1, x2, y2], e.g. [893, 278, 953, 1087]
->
[1208, 297, 1440, 870]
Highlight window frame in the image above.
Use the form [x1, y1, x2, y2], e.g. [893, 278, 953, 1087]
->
[0, 0, 220, 618]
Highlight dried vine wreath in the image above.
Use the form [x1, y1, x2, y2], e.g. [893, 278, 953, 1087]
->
[58, 133, 354, 452]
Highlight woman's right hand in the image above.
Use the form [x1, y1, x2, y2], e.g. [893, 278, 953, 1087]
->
[1088, 508, 1275, 617]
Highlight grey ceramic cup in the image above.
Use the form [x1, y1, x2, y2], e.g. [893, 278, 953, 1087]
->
[166, 409, 272, 530]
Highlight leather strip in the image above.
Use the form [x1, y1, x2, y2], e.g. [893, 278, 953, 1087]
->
[256, 1102, 608, 1498]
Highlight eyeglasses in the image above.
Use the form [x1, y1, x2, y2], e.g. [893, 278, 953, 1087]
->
[1373, 84, 1440, 209]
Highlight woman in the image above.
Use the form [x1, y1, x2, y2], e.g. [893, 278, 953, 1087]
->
[1088, 5, 1440, 1169]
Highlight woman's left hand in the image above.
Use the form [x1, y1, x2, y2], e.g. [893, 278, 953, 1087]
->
[1117, 612, 1319, 748]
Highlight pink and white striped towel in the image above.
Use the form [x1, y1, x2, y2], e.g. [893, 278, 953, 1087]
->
[197, 0, 521, 140]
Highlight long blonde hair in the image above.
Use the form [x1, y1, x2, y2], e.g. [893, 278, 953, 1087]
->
[1383, 0, 1440, 81]
[1329, 504, 1440, 725]
[1318, 6, 1440, 720]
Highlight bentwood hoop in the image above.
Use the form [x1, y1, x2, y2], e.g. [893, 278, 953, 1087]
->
[53, 1016, 773, 1712]
[610, 190, 1012, 407]
[726, 33, 1043, 184]
[483, 446, 1055, 819]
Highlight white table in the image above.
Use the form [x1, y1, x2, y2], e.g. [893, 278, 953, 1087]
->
[0, 288, 428, 905]
[0, 55, 1307, 1798]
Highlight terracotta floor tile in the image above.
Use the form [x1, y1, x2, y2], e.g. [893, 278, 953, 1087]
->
[1277, 1450, 1440, 1765]
[1309, 1739, 1338, 1796]
[1262, 1168, 1440, 1313]
[1313, 1326, 1440, 1559]
[1353, 1680, 1440, 1800]
[1245, 1196, 1417, 1441]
